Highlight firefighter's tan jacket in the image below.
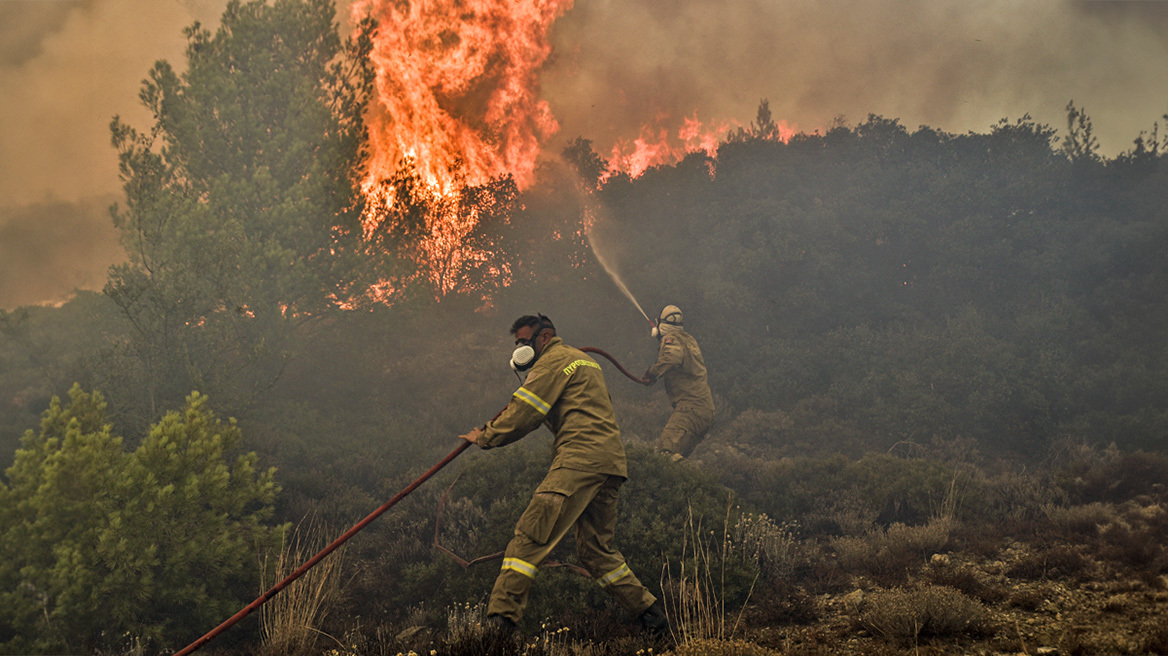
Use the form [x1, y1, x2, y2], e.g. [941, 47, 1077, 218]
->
[481, 337, 627, 478]
[647, 329, 714, 411]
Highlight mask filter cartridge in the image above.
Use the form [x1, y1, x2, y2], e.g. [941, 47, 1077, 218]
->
[510, 345, 536, 372]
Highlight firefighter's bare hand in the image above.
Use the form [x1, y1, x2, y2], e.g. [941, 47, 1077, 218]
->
[459, 427, 484, 445]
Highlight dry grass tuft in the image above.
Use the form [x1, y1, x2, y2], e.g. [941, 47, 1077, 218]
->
[731, 511, 799, 580]
[662, 503, 759, 646]
[260, 520, 347, 656]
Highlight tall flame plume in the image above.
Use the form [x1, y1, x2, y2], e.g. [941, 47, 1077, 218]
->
[351, 0, 573, 195]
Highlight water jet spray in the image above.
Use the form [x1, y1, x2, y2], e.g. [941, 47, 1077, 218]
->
[585, 226, 655, 329]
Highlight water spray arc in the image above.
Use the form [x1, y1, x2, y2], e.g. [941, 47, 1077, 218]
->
[585, 221, 655, 329]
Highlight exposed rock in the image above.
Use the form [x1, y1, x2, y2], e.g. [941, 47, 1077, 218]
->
[842, 588, 864, 613]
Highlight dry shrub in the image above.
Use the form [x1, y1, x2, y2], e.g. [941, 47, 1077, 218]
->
[963, 467, 1064, 525]
[948, 522, 1007, 559]
[710, 408, 793, 449]
[832, 517, 952, 580]
[1061, 448, 1168, 505]
[1143, 622, 1168, 654]
[1006, 587, 1045, 611]
[1005, 544, 1092, 581]
[860, 585, 986, 645]
[1042, 502, 1113, 538]
[731, 512, 800, 580]
[1098, 521, 1168, 570]
[259, 521, 346, 656]
[742, 583, 820, 627]
[924, 564, 1004, 604]
[811, 488, 880, 536]
[661, 637, 780, 656]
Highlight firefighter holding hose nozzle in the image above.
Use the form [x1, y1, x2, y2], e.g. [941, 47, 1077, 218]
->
[644, 305, 716, 461]
[459, 314, 668, 637]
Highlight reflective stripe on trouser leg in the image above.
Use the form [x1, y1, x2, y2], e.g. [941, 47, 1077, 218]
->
[502, 557, 538, 579]
[576, 476, 657, 615]
[598, 563, 631, 586]
[488, 470, 608, 624]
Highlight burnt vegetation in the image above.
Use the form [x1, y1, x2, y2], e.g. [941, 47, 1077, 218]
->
[2, 1, 1168, 654]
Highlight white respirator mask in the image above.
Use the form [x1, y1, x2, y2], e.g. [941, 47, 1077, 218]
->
[509, 314, 554, 373]
[510, 344, 537, 372]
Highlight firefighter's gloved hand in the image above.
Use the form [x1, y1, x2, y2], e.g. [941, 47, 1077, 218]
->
[459, 426, 485, 446]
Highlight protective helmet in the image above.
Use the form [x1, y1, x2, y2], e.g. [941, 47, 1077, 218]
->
[651, 305, 683, 339]
[658, 305, 683, 326]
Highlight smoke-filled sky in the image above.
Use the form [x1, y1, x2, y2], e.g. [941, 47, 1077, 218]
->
[2, 0, 1167, 308]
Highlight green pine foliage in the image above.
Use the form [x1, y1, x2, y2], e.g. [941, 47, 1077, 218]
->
[0, 385, 284, 653]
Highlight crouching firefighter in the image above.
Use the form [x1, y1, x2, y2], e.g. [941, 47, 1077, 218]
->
[645, 305, 715, 460]
[459, 314, 668, 636]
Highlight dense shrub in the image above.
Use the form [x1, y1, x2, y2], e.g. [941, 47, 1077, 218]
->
[860, 585, 986, 645]
[0, 386, 283, 653]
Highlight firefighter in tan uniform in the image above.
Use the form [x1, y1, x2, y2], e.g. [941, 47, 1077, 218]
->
[645, 305, 715, 460]
[460, 314, 667, 636]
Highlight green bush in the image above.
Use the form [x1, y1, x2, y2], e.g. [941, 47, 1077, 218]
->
[0, 385, 284, 653]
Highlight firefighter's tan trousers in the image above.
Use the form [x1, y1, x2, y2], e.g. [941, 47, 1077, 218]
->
[656, 403, 715, 458]
[487, 468, 656, 623]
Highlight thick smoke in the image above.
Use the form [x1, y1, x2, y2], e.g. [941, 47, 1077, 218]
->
[542, 0, 1168, 155]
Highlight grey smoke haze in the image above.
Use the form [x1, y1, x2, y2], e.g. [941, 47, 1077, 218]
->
[0, 196, 122, 309]
[542, 0, 1168, 155]
[2, 0, 1167, 308]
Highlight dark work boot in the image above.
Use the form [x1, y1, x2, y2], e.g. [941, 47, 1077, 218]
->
[638, 600, 670, 637]
[485, 613, 517, 637]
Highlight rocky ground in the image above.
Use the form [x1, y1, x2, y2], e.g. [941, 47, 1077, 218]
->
[741, 534, 1168, 656]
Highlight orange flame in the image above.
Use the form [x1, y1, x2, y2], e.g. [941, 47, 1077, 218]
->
[347, 1, 798, 301]
[606, 112, 797, 180]
[351, 0, 573, 194]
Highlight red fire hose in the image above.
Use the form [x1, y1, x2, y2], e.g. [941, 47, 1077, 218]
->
[173, 347, 647, 655]
[173, 440, 471, 656]
[580, 346, 653, 385]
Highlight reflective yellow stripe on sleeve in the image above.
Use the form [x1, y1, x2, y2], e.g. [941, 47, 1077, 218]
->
[513, 387, 550, 415]
[502, 557, 538, 579]
[598, 562, 631, 586]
